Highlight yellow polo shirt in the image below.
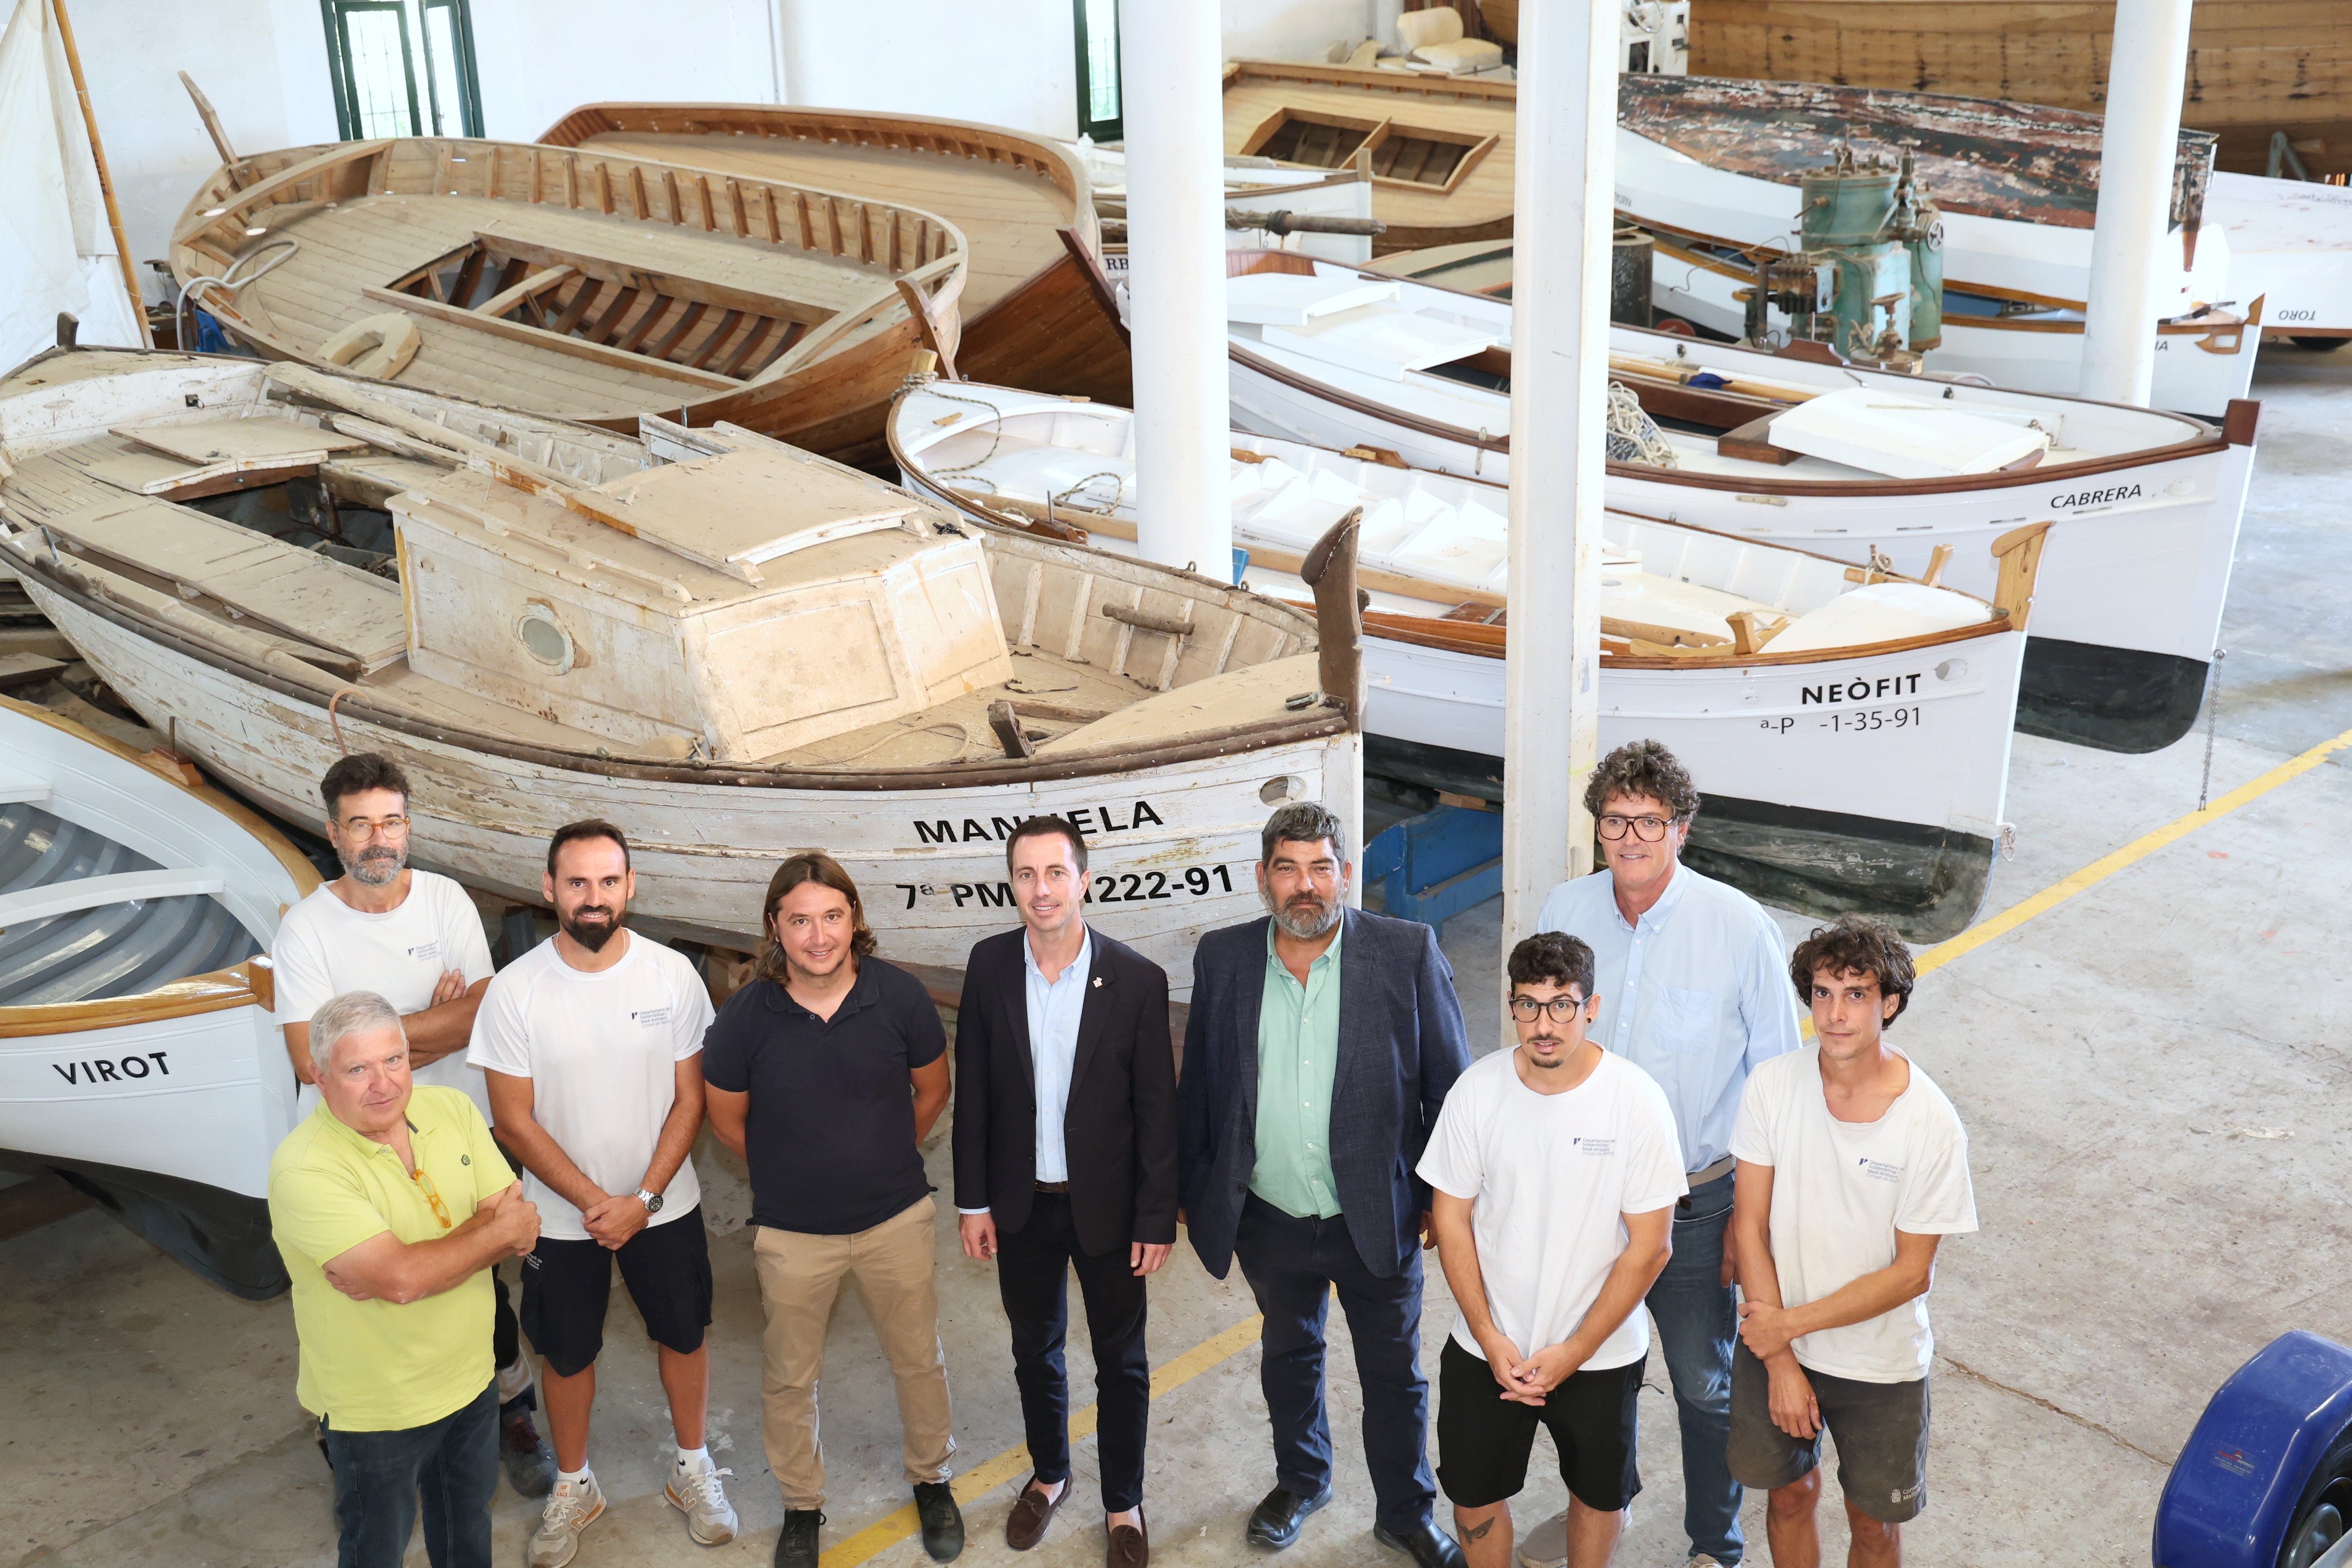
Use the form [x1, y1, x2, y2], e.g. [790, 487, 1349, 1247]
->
[267, 1086, 509, 1432]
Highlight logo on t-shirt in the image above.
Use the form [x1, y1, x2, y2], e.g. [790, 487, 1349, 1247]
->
[633, 1007, 672, 1027]
[1572, 1138, 1616, 1157]
[407, 940, 441, 963]
[1857, 1157, 1902, 1182]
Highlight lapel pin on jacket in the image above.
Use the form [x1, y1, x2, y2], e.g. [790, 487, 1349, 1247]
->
[1092, 975, 1103, 987]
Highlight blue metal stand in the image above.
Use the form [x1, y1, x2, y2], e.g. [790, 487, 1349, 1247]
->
[1362, 803, 1502, 935]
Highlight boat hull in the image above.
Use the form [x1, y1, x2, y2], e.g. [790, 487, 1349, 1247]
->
[19, 574, 1350, 997]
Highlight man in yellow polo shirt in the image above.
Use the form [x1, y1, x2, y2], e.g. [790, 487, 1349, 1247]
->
[270, 991, 542, 1568]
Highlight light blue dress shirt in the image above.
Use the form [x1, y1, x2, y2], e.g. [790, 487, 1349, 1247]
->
[1024, 929, 1092, 1184]
[1536, 861, 1801, 1175]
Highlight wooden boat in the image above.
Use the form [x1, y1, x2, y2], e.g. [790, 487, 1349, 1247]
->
[168, 135, 971, 468]
[2204, 172, 2352, 344]
[1220, 59, 1517, 251]
[535, 104, 1133, 409]
[889, 383, 2043, 940]
[1217, 251, 2260, 754]
[0, 694, 318, 1298]
[1687, 0, 2352, 182]
[0, 349, 1364, 995]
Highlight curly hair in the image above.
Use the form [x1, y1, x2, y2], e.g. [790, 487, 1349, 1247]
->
[1788, 914, 1916, 1025]
[753, 851, 877, 982]
[1508, 931, 1596, 999]
[1583, 739, 1700, 821]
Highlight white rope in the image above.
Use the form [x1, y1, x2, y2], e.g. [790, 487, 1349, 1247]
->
[176, 239, 299, 354]
[1604, 381, 1680, 469]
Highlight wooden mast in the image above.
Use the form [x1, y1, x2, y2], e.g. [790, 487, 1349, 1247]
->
[48, 0, 151, 347]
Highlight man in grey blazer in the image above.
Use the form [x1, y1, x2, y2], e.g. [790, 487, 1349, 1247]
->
[1179, 802, 1471, 1568]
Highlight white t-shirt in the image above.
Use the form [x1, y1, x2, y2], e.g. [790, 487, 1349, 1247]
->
[273, 872, 497, 1120]
[1417, 1047, 1688, 1371]
[1731, 1045, 1978, 1383]
[466, 931, 714, 1242]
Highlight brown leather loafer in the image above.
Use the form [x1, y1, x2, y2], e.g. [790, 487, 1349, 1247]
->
[1106, 1515, 1148, 1567]
[1004, 1476, 1068, 1551]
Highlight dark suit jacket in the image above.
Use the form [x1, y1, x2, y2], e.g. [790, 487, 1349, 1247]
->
[952, 925, 1178, 1256]
[1177, 906, 1470, 1282]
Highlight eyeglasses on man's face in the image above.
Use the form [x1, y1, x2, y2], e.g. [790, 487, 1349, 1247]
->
[1596, 813, 1680, 842]
[1509, 994, 1589, 1023]
[339, 814, 411, 844]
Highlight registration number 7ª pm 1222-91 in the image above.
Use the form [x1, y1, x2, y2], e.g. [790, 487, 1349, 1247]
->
[1758, 707, 1924, 735]
[896, 864, 1239, 910]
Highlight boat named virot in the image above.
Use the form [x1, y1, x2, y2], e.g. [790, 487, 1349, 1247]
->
[891, 381, 2047, 940]
[0, 695, 317, 1298]
[0, 349, 1366, 995]
[1219, 251, 2258, 754]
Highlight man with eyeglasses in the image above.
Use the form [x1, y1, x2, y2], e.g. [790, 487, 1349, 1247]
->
[1521, 740, 1801, 1568]
[273, 753, 556, 1497]
[1422, 932, 1684, 1568]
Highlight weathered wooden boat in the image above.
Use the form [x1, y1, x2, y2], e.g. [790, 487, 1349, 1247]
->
[168, 134, 970, 469]
[1218, 253, 2259, 754]
[0, 694, 317, 1298]
[535, 103, 1133, 409]
[890, 382, 2043, 939]
[1687, 0, 2352, 183]
[0, 349, 1364, 995]
[1220, 58, 1517, 251]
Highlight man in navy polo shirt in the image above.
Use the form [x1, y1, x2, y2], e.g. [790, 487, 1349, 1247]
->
[704, 851, 963, 1568]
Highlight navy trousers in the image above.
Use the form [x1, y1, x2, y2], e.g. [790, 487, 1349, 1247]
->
[321, 1380, 498, 1568]
[996, 1190, 1152, 1511]
[1232, 1193, 1437, 1533]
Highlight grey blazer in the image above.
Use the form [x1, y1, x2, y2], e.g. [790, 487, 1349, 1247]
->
[1177, 906, 1471, 1281]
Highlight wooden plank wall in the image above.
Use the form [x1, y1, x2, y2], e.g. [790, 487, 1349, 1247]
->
[1689, 2, 2351, 178]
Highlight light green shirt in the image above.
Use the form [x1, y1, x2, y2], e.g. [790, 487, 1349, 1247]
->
[268, 1086, 509, 1432]
[1252, 919, 1344, 1219]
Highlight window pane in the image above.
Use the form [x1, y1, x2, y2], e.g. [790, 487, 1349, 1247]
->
[344, 8, 417, 138]
[1084, 0, 1120, 123]
[421, 4, 466, 136]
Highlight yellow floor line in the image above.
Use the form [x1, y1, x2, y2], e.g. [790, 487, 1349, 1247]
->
[819, 1315, 1266, 1566]
[821, 721, 2352, 1562]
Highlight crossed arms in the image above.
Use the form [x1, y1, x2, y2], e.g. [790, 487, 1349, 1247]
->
[321, 1178, 539, 1304]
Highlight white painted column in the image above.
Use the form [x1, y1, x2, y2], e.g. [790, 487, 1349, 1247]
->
[2077, 0, 2195, 406]
[1500, 0, 1613, 1011]
[1118, 0, 1233, 576]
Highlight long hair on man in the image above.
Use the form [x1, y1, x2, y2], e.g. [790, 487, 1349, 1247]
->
[753, 850, 878, 982]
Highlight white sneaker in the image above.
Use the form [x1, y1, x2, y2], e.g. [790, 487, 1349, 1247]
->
[665, 1457, 739, 1546]
[528, 1472, 607, 1568]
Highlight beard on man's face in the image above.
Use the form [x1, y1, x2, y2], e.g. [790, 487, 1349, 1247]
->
[340, 842, 406, 887]
[560, 901, 626, 952]
[1265, 884, 1342, 940]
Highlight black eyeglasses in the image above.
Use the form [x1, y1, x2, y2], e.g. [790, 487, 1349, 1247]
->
[1510, 995, 1589, 1023]
[1597, 814, 1680, 842]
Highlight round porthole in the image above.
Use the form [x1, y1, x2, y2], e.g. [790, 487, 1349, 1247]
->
[1935, 658, 1968, 682]
[516, 605, 575, 672]
[1260, 775, 1305, 806]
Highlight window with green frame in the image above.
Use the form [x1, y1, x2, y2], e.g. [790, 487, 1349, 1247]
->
[1073, 0, 1122, 142]
[321, 0, 483, 141]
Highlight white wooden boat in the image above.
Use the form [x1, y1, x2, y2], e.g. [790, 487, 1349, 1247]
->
[0, 349, 1363, 997]
[1219, 253, 2260, 754]
[2204, 171, 2352, 343]
[0, 695, 317, 1298]
[890, 383, 2045, 940]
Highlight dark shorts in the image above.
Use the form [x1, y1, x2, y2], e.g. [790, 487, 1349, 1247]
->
[1727, 1342, 1932, 1523]
[1435, 1337, 1644, 1512]
[520, 1206, 712, 1378]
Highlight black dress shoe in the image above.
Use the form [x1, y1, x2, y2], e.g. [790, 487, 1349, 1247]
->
[1246, 1486, 1332, 1549]
[913, 1481, 965, 1562]
[1374, 1517, 1466, 1568]
[774, 1508, 824, 1568]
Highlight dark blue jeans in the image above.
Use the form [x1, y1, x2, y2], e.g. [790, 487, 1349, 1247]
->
[1233, 1193, 1437, 1533]
[1646, 1170, 1742, 1563]
[322, 1380, 498, 1568]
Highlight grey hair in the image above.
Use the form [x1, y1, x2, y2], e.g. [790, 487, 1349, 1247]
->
[1260, 801, 1349, 867]
[309, 991, 407, 1074]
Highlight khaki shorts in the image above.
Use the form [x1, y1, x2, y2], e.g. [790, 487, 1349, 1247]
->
[1727, 1343, 1930, 1524]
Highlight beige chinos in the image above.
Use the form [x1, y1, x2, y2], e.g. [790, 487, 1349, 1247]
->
[752, 1195, 956, 1507]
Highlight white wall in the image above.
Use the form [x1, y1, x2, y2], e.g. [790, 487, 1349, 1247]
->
[1221, 0, 1381, 62]
[471, 0, 779, 141]
[776, 0, 1076, 139]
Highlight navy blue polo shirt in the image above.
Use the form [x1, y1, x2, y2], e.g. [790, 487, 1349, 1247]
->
[701, 957, 946, 1235]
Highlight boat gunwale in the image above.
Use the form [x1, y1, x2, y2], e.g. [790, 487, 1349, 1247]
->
[0, 958, 275, 1041]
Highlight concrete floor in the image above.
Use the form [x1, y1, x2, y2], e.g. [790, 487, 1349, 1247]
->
[4, 347, 2347, 1568]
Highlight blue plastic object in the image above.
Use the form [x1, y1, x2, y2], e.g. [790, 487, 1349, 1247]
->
[2151, 1331, 2352, 1567]
[192, 309, 231, 355]
[1233, 547, 1251, 586]
[1361, 803, 1501, 935]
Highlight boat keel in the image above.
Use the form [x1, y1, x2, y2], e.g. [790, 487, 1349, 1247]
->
[2020, 637, 2210, 754]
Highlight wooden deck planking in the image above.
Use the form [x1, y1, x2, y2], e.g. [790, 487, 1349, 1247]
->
[1222, 74, 1517, 240]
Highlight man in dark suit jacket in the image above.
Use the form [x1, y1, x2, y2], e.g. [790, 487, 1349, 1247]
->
[1179, 802, 1472, 1568]
[956, 815, 1177, 1568]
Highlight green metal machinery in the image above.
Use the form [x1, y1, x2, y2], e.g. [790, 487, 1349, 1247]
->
[1742, 144, 1945, 365]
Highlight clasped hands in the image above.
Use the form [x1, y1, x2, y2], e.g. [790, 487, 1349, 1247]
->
[1476, 1329, 1588, 1406]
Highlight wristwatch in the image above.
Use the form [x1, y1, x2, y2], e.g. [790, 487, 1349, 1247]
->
[633, 1187, 663, 1214]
